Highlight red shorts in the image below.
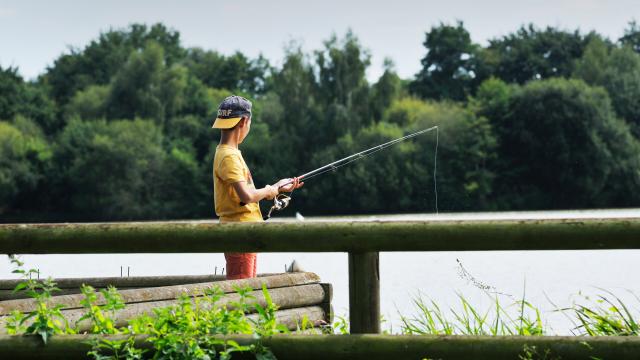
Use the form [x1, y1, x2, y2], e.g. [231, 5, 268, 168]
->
[224, 253, 257, 280]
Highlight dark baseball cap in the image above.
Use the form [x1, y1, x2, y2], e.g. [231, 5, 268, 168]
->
[212, 95, 252, 129]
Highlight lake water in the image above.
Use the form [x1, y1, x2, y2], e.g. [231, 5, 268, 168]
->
[2, 209, 639, 334]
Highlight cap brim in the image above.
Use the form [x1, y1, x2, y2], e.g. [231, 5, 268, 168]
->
[212, 117, 242, 129]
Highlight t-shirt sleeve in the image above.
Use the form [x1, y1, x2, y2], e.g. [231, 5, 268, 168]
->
[218, 154, 246, 184]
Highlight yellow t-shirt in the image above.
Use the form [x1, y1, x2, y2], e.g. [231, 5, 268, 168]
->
[213, 144, 263, 222]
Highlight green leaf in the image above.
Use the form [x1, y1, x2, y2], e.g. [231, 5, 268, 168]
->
[12, 282, 28, 293]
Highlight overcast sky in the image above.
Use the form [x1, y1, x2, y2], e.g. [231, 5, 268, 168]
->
[1, 0, 638, 82]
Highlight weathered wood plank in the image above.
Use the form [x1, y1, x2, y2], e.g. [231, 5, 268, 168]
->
[349, 252, 380, 334]
[1, 218, 640, 254]
[0, 272, 320, 315]
[0, 273, 282, 300]
[1, 334, 640, 360]
[0, 274, 228, 290]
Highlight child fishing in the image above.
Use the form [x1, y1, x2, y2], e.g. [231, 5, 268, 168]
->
[212, 95, 303, 280]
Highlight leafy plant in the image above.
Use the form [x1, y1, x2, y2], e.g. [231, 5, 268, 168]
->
[518, 344, 560, 360]
[7, 255, 70, 343]
[330, 315, 350, 335]
[77, 284, 125, 334]
[6, 256, 287, 359]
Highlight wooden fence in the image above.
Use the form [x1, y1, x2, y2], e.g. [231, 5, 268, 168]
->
[1, 216, 639, 358]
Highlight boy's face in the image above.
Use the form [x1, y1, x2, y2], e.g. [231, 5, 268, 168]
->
[238, 116, 251, 143]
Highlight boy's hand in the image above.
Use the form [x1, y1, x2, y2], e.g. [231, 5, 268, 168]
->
[274, 177, 304, 193]
[264, 184, 279, 200]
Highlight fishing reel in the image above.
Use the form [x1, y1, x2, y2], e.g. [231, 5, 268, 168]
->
[264, 194, 291, 220]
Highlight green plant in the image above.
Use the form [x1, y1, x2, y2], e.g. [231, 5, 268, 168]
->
[78, 284, 125, 334]
[6, 255, 287, 359]
[399, 296, 454, 335]
[330, 315, 350, 335]
[252, 285, 289, 337]
[7, 255, 70, 343]
[399, 292, 546, 336]
[571, 291, 640, 336]
[518, 344, 560, 360]
[87, 336, 145, 360]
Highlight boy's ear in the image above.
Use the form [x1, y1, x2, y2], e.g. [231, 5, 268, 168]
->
[239, 116, 249, 127]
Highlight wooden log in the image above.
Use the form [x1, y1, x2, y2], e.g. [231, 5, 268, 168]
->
[2, 334, 640, 360]
[1, 288, 85, 301]
[0, 273, 281, 300]
[2, 218, 640, 254]
[258, 306, 327, 331]
[0, 272, 320, 315]
[319, 283, 334, 324]
[0, 274, 228, 290]
[349, 252, 380, 334]
[0, 284, 329, 334]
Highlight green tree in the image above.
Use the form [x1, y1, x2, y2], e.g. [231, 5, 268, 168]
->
[486, 25, 596, 84]
[574, 38, 640, 137]
[573, 37, 612, 85]
[0, 67, 26, 121]
[179, 75, 216, 119]
[0, 67, 56, 133]
[387, 99, 496, 211]
[619, 20, 640, 53]
[370, 59, 402, 121]
[184, 48, 270, 95]
[0, 118, 51, 215]
[65, 85, 110, 120]
[489, 78, 640, 209]
[305, 99, 496, 214]
[165, 114, 214, 163]
[267, 45, 321, 169]
[43, 23, 184, 106]
[107, 42, 188, 124]
[316, 31, 371, 134]
[410, 21, 482, 101]
[469, 77, 513, 124]
[52, 119, 167, 220]
[602, 47, 640, 137]
[155, 146, 210, 218]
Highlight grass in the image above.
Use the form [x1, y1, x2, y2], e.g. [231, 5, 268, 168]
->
[397, 289, 640, 337]
[398, 292, 544, 336]
[568, 290, 640, 336]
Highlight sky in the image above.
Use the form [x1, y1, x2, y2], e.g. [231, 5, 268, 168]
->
[0, 0, 639, 82]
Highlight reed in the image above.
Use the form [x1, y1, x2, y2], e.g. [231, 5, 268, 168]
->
[399, 292, 545, 336]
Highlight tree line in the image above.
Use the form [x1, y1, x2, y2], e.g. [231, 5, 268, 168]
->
[1, 22, 640, 221]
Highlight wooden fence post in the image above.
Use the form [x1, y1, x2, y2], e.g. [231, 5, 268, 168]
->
[349, 251, 380, 334]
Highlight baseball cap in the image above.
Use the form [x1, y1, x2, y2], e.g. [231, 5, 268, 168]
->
[212, 95, 252, 129]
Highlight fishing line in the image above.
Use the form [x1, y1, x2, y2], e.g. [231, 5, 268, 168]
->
[434, 126, 439, 214]
[456, 258, 513, 298]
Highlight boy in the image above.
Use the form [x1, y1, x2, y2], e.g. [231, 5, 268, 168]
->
[212, 95, 303, 280]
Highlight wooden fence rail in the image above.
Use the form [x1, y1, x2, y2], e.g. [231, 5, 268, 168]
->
[0, 218, 639, 254]
[1, 334, 640, 360]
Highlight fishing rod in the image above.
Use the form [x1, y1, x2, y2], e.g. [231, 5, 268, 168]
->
[264, 125, 439, 220]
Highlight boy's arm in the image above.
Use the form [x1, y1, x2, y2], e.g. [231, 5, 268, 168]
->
[232, 181, 278, 204]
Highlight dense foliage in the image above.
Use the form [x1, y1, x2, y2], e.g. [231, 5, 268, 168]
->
[1, 22, 640, 221]
[5, 256, 289, 359]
